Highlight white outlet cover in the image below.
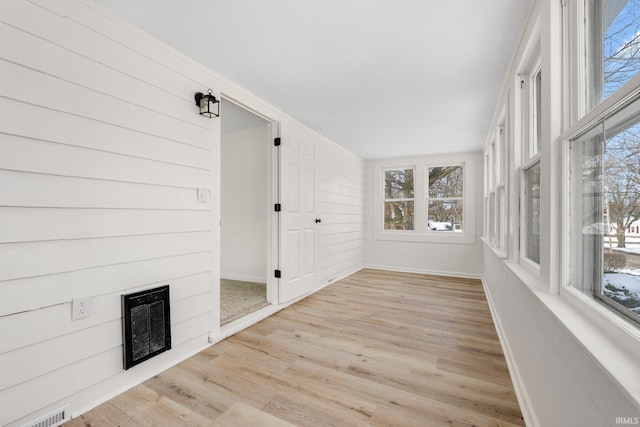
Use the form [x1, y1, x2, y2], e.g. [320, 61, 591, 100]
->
[197, 187, 210, 203]
[72, 296, 91, 320]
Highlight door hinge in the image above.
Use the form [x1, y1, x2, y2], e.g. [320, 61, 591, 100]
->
[274, 203, 281, 212]
[274, 269, 282, 278]
[274, 137, 281, 147]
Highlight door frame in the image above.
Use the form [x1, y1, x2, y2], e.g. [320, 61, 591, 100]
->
[219, 95, 280, 307]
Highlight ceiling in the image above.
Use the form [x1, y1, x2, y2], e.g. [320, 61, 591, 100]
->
[92, 0, 532, 159]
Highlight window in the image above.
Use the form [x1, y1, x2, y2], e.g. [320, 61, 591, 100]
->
[484, 124, 508, 251]
[373, 154, 477, 244]
[586, 0, 640, 110]
[383, 168, 414, 230]
[533, 69, 542, 155]
[489, 191, 496, 240]
[498, 185, 506, 248]
[484, 154, 492, 239]
[520, 62, 542, 266]
[523, 161, 541, 264]
[564, 0, 640, 326]
[569, 98, 640, 325]
[427, 166, 463, 232]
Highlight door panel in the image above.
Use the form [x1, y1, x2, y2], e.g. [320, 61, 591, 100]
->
[279, 124, 318, 303]
[305, 168, 315, 213]
[288, 163, 300, 212]
[304, 228, 316, 276]
[286, 230, 300, 281]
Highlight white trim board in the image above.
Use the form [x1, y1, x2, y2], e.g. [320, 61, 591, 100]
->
[364, 264, 482, 280]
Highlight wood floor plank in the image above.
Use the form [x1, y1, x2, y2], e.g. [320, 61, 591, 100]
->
[216, 402, 295, 427]
[65, 269, 524, 426]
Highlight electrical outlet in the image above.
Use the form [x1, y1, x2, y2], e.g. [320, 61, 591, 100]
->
[197, 187, 209, 203]
[72, 296, 91, 320]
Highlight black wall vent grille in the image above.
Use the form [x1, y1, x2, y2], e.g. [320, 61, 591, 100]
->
[122, 285, 171, 370]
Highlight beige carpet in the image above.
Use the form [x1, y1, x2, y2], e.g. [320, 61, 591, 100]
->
[220, 279, 269, 325]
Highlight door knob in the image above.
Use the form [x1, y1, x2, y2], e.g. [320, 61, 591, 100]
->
[315, 218, 322, 223]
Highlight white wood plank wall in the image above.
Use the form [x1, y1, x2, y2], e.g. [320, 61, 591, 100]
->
[316, 143, 366, 283]
[0, 1, 219, 425]
[0, 1, 366, 425]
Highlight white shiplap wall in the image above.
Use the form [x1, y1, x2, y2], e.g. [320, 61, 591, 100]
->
[317, 143, 365, 283]
[0, 1, 219, 425]
[0, 1, 365, 425]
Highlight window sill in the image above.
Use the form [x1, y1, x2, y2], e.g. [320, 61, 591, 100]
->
[481, 238, 508, 259]
[552, 289, 640, 411]
[560, 286, 640, 405]
[502, 259, 640, 411]
[375, 231, 476, 245]
[505, 260, 546, 293]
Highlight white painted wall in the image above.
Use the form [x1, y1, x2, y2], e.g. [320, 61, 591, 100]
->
[0, 1, 365, 425]
[221, 124, 269, 283]
[365, 154, 484, 278]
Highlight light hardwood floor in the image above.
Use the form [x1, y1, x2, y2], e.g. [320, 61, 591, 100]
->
[65, 269, 524, 427]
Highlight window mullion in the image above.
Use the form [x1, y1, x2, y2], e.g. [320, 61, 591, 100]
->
[415, 165, 427, 234]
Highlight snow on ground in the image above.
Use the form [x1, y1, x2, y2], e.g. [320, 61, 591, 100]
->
[601, 243, 640, 313]
[620, 268, 640, 276]
[604, 243, 640, 255]
[604, 273, 640, 314]
[605, 273, 640, 294]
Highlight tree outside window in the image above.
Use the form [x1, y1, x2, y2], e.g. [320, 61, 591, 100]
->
[571, 111, 640, 324]
[588, 0, 640, 107]
[384, 168, 414, 230]
[427, 166, 463, 232]
[605, 124, 640, 249]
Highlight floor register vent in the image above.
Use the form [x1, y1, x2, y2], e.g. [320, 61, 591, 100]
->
[21, 405, 70, 427]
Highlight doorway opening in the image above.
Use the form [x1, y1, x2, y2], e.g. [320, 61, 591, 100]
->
[220, 98, 277, 326]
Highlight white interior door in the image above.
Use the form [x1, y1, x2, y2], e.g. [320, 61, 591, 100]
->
[278, 124, 318, 303]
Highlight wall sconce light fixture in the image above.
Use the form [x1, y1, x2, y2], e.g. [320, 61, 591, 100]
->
[194, 89, 219, 118]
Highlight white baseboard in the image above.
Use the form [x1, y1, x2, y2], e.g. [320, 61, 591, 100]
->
[364, 263, 482, 280]
[71, 334, 210, 421]
[481, 277, 539, 427]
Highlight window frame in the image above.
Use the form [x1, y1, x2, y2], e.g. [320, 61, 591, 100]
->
[372, 153, 478, 245]
[427, 164, 465, 233]
[521, 154, 541, 268]
[562, 0, 640, 335]
[586, 0, 640, 111]
[382, 167, 416, 232]
[484, 123, 509, 255]
[517, 55, 543, 272]
[564, 93, 640, 329]
[520, 61, 543, 162]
